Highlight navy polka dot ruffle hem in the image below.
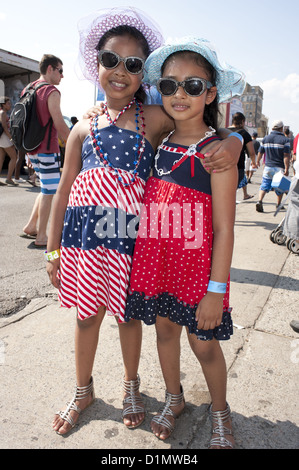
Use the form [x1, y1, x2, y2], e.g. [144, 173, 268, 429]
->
[124, 291, 233, 341]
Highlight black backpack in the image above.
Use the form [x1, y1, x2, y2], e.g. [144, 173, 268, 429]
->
[10, 82, 53, 152]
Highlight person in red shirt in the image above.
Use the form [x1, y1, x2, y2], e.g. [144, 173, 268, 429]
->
[22, 54, 70, 246]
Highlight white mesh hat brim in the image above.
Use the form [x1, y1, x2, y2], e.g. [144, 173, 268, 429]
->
[144, 37, 245, 103]
[77, 6, 164, 87]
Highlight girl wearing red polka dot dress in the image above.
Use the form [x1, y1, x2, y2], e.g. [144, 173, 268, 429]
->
[125, 37, 245, 448]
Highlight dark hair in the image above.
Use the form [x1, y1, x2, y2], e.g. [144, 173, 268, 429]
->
[161, 51, 219, 130]
[0, 96, 10, 109]
[96, 25, 150, 103]
[39, 54, 63, 75]
[232, 112, 245, 127]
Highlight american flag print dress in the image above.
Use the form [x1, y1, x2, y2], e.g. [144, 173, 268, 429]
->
[58, 126, 154, 322]
[124, 135, 233, 340]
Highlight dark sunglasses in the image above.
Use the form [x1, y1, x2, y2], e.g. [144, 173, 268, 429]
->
[98, 50, 145, 75]
[53, 66, 63, 75]
[157, 77, 213, 97]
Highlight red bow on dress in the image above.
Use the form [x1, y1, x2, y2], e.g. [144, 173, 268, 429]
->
[171, 146, 204, 177]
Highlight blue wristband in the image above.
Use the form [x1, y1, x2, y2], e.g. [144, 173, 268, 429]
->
[228, 132, 244, 145]
[207, 280, 227, 294]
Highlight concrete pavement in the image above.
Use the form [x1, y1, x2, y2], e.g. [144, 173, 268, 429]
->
[0, 168, 298, 450]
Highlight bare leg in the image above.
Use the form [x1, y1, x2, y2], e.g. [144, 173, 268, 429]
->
[187, 335, 234, 448]
[23, 193, 41, 236]
[52, 306, 106, 435]
[0, 148, 5, 175]
[14, 150, 26, 180]
[151, 316, 185, 439]
[258, 189, 266, 202]
[4, 146, 18, 182]
[277, 193, 283, 206]
[35, 193, 54, 245]
[242, 185, 253, 200]
[118, 319, 145, 427]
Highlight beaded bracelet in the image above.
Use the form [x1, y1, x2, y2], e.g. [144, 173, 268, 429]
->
[44, 249, 60, 262]
[228, 132, 244, 145]
[207, 280, 227, 294]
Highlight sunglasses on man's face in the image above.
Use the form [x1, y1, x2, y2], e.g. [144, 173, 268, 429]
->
[98, 50, 145, 75]
[53, 67, 63, 75]
[157, 77, 213, 97]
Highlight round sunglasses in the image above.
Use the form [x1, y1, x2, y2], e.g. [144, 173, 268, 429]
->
[157, 77, 213, 97]
[98, 50, 145, 75]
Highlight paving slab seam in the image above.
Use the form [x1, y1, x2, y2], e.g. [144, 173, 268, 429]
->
[0, 266, 46, 281]
[250, 254, 291, 332]
[0, 298, 55, 329]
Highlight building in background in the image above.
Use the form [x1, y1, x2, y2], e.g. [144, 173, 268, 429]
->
[219, 97, 244, 129]
[0, 49, 40, 107]
[219, 82, 268, 137]
[240, 83, 268, 136]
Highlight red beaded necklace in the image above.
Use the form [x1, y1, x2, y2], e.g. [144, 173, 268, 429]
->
[89, 98, 146, 187]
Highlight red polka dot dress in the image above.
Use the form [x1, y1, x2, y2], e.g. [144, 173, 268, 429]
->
[124, 133, 233, 340]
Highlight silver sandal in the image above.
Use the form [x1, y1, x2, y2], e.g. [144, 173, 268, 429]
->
[54, 377, 95, 435]
[122, 374, 145, 429]
[151, 386, 185, 439]
[209, 403, 234, 449]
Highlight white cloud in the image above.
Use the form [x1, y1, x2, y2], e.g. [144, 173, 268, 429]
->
[261, 74, 299, 104]
[0, 12, 7, 21]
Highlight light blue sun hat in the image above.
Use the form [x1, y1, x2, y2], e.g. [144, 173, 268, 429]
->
[144, 36, 245, 103]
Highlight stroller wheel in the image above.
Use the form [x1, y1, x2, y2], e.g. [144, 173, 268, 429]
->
[288, 239, 299, 254]
[270, 230, 277, 243]
[287, 238, 293, 250]
[274, 230, 287, 245]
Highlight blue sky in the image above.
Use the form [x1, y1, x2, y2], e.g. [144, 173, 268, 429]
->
[1, 0, 298, 134]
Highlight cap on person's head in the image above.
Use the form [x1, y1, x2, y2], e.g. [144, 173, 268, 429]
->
[252, 132, 258, 137]
[272, 120, 284, 130]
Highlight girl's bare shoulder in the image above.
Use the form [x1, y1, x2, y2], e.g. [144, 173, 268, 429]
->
[143, 104, 174, 144]
[70, 118, 91, 144]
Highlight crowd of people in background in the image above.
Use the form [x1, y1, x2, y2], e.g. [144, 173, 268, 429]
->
[1, 89, 298, 251]
[1, 96, 297, 196]
[1, 87, 298, 265]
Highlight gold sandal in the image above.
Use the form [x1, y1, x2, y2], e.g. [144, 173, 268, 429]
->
[122, 374, 145, 429]
[54, 377, 95, 435]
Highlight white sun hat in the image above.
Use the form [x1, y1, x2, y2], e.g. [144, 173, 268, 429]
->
[77, 6, 164, 86]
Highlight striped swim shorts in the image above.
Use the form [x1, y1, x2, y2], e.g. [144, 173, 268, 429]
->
[29, 153, 61, 195]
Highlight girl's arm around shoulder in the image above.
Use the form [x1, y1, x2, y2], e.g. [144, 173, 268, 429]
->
[202, 129, 242, 172]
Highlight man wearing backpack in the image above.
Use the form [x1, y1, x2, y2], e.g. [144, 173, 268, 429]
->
[22, 54, 70, 246]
